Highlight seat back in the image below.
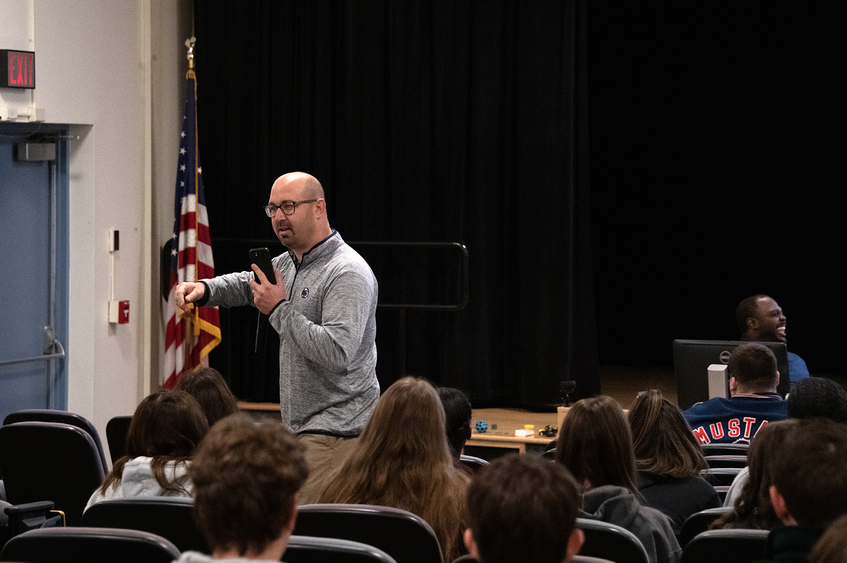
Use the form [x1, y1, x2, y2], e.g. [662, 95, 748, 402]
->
[680, 529, 768, 563]
[0, 526, 181, 563]
[677, 507, 733, 549]
[576, 518, 650, 563]
[701, 468, 743, 503]
[703, 455, 748, 469]
[285, 535, 398, 563]
[295, 504, 443, 563]
[701, 443, 749, 458]
[4, 409, 108, 471]
[80, 497, 208, 553]
[0, 422, 106, 526]
[105, 415, 132, 464]
[459, 455, 489, 474]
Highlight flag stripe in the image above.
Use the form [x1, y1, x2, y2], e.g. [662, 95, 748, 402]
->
[162, 68, 221, 389]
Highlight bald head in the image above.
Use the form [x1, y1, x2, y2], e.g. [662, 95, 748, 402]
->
[268, 172, 331, 259]
[273, 172, 325, 200]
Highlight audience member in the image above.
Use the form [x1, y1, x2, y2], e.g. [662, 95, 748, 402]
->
[809, 514, 847, 563]
[316, 376, 471, 562]
[464, 453, 585, 563]
[437, 386, 473, 473]
[555, 395, 681, 563]
[684, 342, 787, 444]
[722, 377, 847, 508]
[85, 389, 208, 509]
[711, 420, 796, 530]
[787, 377, 847, 423]
[173, 367, 241, 428]
[175, 414, 308, 563]
[757, 419, 847, 563]
[736, 294, 809, 388]
[628, 389, 720, 533]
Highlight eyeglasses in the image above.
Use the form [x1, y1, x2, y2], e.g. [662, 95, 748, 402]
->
[264, 199, 318, 217]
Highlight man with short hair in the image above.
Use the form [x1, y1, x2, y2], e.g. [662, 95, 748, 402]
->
[683, 342, 787, 444]
[757, 418, 847, 563]
[176, 172, 379, 502]
[736, 294, 809, 388]
[177, 414, 309, 562]
[464, 453, 585, 563]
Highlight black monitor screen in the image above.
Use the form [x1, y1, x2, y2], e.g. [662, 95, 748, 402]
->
[672, 339, 789, 410]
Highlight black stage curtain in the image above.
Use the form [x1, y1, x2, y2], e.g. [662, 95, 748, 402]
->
[194, 0, 598, 407]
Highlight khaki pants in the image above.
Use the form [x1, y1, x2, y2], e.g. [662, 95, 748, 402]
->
[297, 433, 359, 505]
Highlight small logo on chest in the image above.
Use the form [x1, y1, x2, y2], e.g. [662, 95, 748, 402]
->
[301, 288, 310, 298]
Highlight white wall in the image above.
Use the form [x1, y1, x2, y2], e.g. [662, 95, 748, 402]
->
[0, 0, 191, 458]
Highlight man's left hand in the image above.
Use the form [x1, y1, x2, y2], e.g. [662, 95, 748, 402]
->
[249, 264, 286, 315]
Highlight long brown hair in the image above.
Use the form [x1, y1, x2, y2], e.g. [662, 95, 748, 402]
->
[555, 395, 638, 493]
[100, 389, 208, 495]
[711, 419, 795, 530]
[317, 377, 470, 561]
[628, 389, 707, 478]
[173, 367, 240, 428]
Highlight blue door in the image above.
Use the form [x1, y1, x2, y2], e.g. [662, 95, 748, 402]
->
[0, 123, 69, 420]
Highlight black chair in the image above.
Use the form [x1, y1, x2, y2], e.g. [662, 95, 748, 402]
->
[3, 409, 108, 471]
[677, 507, 733, 549]
[573, 557, 617, 563]
[105, 415, 132, 464]
[680, 529, 769, 563]
[285, 535, 398, 563]
[703, 455, 748, 469]
[701, 468, 743, 503]
[0, 526, 181, 563]
[295, 504, 443, 563]
[80, 497, 208, 553]
[459, 455, 489, 474]
[701, 443, 749, 458]
[0, 422, 106, 526]
[1, 501, 62, 550]
[576, 518, 650, 563]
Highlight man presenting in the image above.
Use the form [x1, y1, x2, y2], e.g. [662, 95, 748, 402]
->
[176, 172, 379, 502]
[736, 294, 809, 389]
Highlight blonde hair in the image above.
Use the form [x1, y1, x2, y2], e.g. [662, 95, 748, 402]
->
[317, 377, 470, 561]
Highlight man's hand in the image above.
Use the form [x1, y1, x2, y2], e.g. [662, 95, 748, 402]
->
[175, 282, 206, 313]
[249, 264, 286, 315]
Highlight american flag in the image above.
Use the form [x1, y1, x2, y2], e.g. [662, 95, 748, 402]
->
[163, 67, 221, 388]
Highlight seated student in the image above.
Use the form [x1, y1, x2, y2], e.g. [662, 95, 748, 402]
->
[755, 418, 847, 563]
[555, 395, 681, 563]
[628, 389, 720, 533]
[723, 376, 847, 508]
[173, 367, 241, 428]
[85, 389, 208, 509]
[684, 342, 788, 444]
[464, 453, 585, 563]
[176, 414, 309, 563]
[437, 386, 473, 473]
[316, 377, 471, 562]
[711, 420, 796, 530]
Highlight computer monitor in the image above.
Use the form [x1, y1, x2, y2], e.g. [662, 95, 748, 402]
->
[672, 339, 790, 410]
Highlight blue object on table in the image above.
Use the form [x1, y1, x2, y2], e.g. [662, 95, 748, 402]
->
[475, 420, 488, 433]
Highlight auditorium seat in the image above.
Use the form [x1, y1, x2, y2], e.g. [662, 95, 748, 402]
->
[680, 529, 768, 563]
[3, 409, 108, 471]
[677, 507, 732, 548]
[295, 503, 443, 563]
[284, 535, 398, 563]
[0, 526, 181, 563]
[576, 518, 650, 563]
[0, 421, 106, 526]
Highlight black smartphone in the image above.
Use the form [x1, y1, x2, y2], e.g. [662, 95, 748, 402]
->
[249, 247, 276, 284]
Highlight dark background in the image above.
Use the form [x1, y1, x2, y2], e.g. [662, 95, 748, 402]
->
[193, 1, 845, 407]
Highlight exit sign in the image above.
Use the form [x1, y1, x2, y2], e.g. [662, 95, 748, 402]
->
[1, 50, 36, 89]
